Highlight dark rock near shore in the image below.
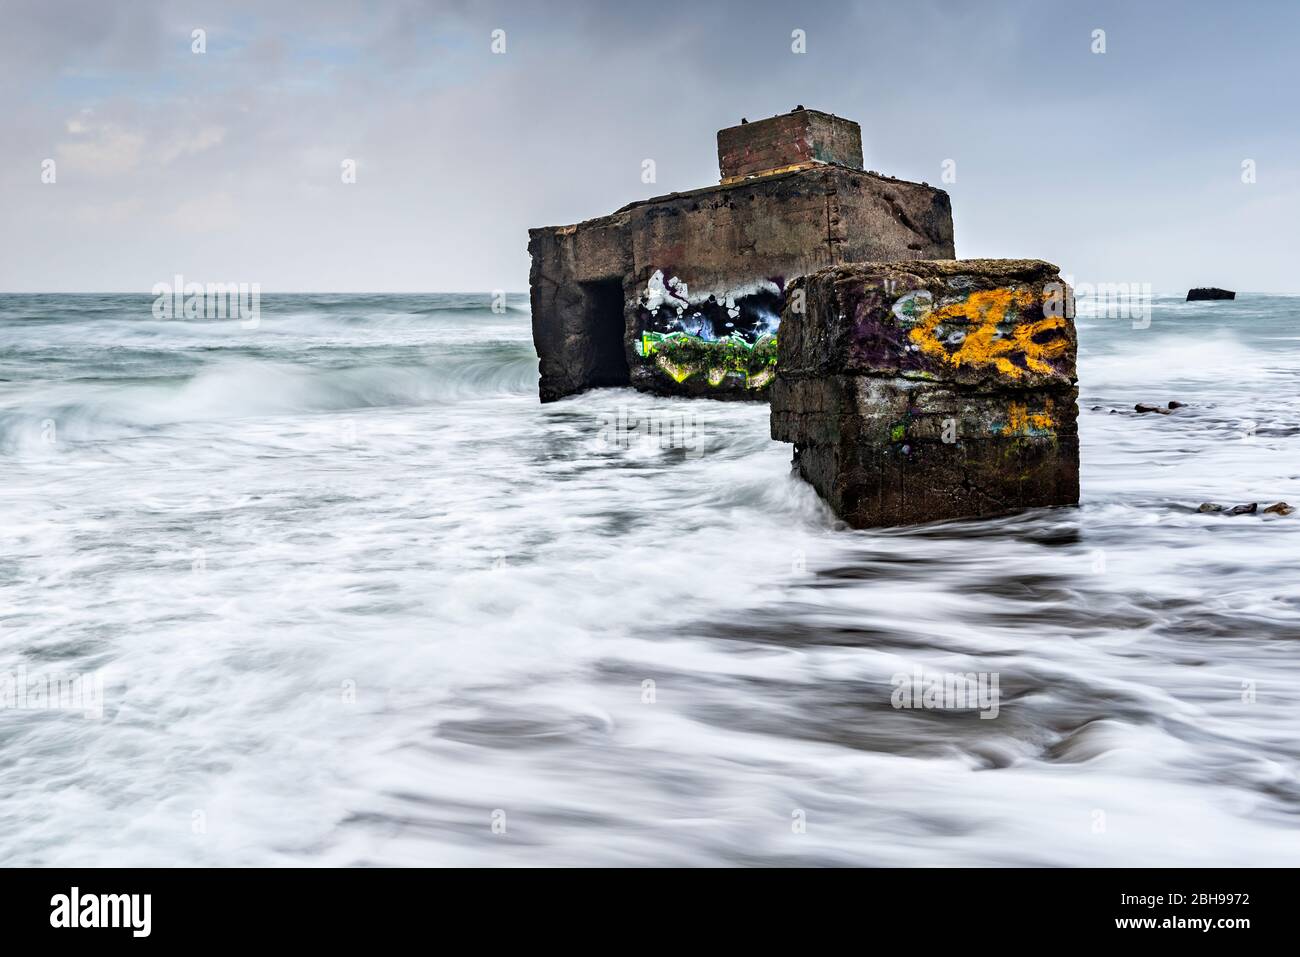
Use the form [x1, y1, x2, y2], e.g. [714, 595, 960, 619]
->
[1186, 287, 1235, 301]
[771, 259, 1078, 528]
[1199, 501, 1291, 516]
[1135, 403, 1172, 415]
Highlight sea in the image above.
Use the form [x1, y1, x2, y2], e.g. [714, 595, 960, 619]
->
[1, 291, 1297, 866]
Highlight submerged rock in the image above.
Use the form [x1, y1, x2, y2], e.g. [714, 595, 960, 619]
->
[1094, 401, 1185, 415]
[1199, 501, 1291, 516]
[1186, 287, 1235, 301]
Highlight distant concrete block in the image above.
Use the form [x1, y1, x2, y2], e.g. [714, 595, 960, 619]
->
[1186, 287, 1235, 301]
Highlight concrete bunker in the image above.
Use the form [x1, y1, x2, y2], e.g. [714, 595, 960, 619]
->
[528, 108, 955, 402]
[527, 110, 1079, 528]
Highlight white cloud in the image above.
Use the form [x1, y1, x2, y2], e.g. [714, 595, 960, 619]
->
[56, 113, 226, 177]
[164, 192, 242, 233]
[71, 197, 144, 226]
[56, 122, 146, 176]
[158, 126, 227, 165]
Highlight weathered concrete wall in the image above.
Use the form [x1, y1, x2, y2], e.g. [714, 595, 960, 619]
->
[528, 166, 954, 402]
[771, 260, 1079, 527]
[717, 110, 863, 184]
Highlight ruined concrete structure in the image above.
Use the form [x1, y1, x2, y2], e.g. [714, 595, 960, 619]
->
[528, 109, 1080, 527]
[770, 260, 1079, 527]
[528, 108, 954, 402]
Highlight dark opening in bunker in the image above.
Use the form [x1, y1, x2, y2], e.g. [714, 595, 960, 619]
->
[583, 279, 630, 388]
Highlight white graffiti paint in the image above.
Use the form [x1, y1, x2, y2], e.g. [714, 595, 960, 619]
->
[641, 270, 782, 319]
[643, 270, 690, 315]
[890, 289, 934, 323]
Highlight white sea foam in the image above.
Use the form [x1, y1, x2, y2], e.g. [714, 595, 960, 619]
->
[0, 293, 1297, 866]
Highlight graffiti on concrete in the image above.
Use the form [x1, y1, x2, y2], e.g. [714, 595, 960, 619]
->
[997, 399, 1059, 437]
[636, 330, 777, 389]
[893, 286, 1070, 381]
[638, 270, 784, 389]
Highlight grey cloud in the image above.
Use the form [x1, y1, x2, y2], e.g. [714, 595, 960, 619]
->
[0, 0, 1297, 292]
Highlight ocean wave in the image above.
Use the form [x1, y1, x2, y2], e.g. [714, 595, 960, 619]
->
[1080, 330, 1292, 391]
[0, 349, 538, 452]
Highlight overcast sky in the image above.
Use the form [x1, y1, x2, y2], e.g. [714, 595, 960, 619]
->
[1, 0, 1297, 293]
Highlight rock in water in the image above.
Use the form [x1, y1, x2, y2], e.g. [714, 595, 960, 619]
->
[1186, 287, 1236, 301]
[1135, 403, 1172, 415]
[770, 259, 1078, 528]
[1198, 502, 1283, 516]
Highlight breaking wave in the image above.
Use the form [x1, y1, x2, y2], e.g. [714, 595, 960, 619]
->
[0, 295, 537, 453]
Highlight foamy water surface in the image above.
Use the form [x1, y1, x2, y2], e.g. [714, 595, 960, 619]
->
[1, 292, 1297, 866]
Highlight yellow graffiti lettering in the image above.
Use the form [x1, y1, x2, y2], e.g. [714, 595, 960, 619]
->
[908, 287, 1068, 380]
[655, 355, 693, 383]
[1001, 400, 1057, 436]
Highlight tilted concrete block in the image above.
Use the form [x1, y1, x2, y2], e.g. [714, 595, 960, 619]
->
[771, 260, 1079, 527]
